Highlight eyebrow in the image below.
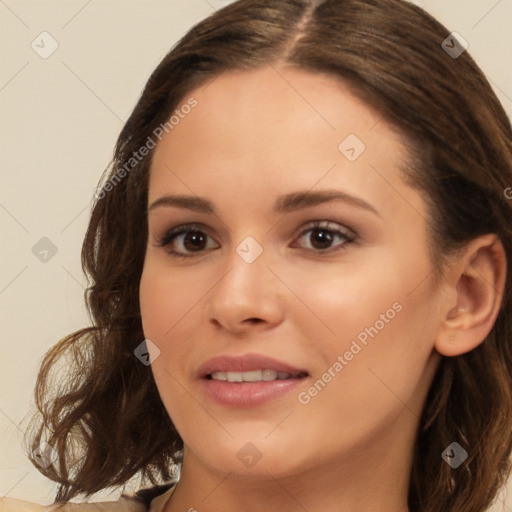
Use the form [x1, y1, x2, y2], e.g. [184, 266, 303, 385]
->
[148, 189, 379, 216]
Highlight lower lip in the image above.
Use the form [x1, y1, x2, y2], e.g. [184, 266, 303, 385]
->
[200, 377, 306, 407]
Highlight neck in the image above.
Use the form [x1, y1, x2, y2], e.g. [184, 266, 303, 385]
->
[164, 410, 416, 512]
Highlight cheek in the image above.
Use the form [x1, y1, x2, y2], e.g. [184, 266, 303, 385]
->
[139, 270, 178, 340]
[285, 245, 436, 341]
[139, 258, 214, 340]
[139, 263, 200, 430]
[139, 259, 218, 402]
[289, 249, 440, 401]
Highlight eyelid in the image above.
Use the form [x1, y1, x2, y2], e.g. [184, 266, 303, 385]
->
[290, 220, 356, 253]
[153, 222, 219, 251]
[154, 222, 199, 242]
[294, 220, 356, 239]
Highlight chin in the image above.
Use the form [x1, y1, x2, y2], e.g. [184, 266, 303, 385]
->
[186, 432, 316, 480]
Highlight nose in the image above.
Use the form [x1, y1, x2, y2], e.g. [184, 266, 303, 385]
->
[205, 244, 286, 334]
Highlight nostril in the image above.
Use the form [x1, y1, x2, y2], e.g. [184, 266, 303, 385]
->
[245, 318, 263, 324]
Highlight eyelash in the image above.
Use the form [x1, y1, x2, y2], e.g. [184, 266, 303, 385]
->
[154, 221, 356, 259]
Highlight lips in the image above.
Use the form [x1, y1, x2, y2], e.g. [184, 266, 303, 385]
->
[196, 353, 310, 407]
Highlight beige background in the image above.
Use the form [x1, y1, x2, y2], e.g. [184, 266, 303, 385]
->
[1, 0, 511, 507]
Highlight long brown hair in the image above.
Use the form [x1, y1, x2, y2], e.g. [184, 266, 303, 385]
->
[26, 0, 512, 510]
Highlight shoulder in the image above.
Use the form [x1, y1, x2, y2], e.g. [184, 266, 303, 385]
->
[0, 483, 176, 512]
[0, 496, 146, 511]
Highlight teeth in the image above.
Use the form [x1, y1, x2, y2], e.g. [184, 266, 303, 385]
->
[262, 369, 278, 381]
[241, 370, 263, 382]
[210, 369, 293, 382]
[211, 372, 228, 381]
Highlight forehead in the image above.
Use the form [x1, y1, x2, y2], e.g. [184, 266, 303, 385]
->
[155, 65, 393, 162]
[148, 65, 425, 223]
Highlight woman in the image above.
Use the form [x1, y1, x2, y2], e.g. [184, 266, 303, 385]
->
[3, 0, 511, 510]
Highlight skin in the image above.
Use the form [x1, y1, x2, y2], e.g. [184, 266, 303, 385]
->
[139, 65, 506, 512]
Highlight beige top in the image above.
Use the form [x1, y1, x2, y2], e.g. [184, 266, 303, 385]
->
[0, 485, 176, 512]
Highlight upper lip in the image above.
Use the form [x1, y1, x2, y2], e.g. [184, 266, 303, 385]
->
[196, 353, 309, 378]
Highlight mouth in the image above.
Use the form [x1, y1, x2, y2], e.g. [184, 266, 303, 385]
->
[205, 369, 309, 382]
[197, 353, 310, 408]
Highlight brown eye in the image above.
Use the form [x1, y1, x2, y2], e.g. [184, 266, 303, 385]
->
[182, 231, 208, 251]
[293, 221, 355, 253]
[309, 228, 334, 250]
[157, 224, 219, 258]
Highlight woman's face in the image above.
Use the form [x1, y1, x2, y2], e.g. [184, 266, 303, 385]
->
[139, 66, 444, 481]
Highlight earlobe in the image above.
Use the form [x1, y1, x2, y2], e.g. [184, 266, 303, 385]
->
[435, 234, 507, 357]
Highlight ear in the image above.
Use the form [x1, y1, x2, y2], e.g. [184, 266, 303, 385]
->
[435, 234, 507, 357]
